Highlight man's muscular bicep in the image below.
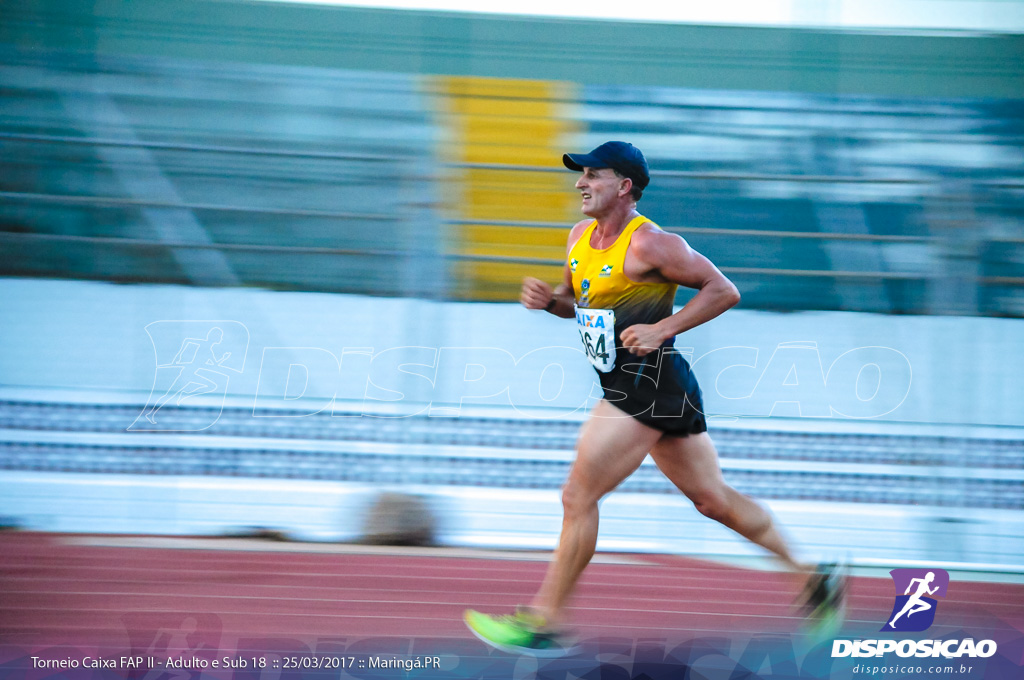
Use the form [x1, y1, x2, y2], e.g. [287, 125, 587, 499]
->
[637, 229, 728, 290]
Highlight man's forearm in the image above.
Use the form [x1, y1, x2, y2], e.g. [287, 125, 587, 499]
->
[654, 280, 740, 339]
[547, 284, 576, 319]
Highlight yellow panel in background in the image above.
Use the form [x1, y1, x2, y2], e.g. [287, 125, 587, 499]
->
[440, 76, 572, 168]
[452, 118, 567, 167]
[437, 74, 579, 301]
[441, 76, 565, 101]
[465, 168, 565, 189]
[462, 117, 563, 142]
[453, 261, 565, 301]
[463, 168, 576, 222]
[460, 145, 562, 168]
[459, 225, 566, 261]
[464, 187, 572, 222]
[448, 97, 554, 118]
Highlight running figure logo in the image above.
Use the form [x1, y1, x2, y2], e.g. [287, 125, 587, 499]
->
[130, 321, 249, 431]
[881, 568, 949, 632]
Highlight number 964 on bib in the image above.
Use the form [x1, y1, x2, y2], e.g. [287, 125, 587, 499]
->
[575, 306, 616, 373]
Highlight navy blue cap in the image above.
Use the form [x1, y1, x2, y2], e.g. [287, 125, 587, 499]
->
[562, 141, 650, 190]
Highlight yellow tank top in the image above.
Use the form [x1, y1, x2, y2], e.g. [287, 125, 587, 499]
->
[568, 214, 677, 337]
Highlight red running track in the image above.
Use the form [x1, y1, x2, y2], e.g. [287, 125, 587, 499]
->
[2, 532, 1022, 656]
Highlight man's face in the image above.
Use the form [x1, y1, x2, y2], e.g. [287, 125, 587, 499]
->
[575, 167, 627, 217]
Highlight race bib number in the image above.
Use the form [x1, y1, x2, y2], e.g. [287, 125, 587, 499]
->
[575, 306, 616, 373]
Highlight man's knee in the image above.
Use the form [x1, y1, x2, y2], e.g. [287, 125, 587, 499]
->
[561, 478, 599, 519]
[690, 487, 732, 523]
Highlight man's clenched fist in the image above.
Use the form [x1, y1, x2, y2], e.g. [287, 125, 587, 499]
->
[521, 277, 555, 310]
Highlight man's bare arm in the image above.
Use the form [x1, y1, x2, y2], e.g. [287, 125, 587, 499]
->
[620, 228, 740, 355]
[520, 220, 588, 319]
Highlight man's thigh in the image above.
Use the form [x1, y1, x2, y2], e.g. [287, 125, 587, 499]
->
[569, 399, 664, 498]
[648, 431, 728, 499]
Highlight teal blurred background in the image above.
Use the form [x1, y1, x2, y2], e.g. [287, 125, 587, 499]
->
[2, 0, 1023, 312]
[0, 0, 1022, 568]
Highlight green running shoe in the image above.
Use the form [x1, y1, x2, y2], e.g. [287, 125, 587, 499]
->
[463, 608, 578, 657]
[801, 561, 849, 640]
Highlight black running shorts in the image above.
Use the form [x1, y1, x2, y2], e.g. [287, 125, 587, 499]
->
[597, 346, 708, 436]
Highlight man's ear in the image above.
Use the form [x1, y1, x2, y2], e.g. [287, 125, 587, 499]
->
[619, 177, 633, 197]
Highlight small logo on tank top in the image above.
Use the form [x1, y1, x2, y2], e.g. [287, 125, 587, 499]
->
[570, 258, 579, 272]
[579, 278, 590, 308]
[599, 264, 613, 277]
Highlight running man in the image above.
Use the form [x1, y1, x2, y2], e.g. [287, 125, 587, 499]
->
[464, 141, 846, 655]
[889, 572, 938, 628]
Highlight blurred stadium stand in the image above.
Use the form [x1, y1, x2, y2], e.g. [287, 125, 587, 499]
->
[1, 0, 1022, 566]
[2, 399, 1022, 564]
[1, 1, 1022, 312]
[0, 50, 444, 297]
[3, 49, 1021, 310]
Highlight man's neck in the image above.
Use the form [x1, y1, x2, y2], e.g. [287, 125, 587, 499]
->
[592, 204, 639, 241]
